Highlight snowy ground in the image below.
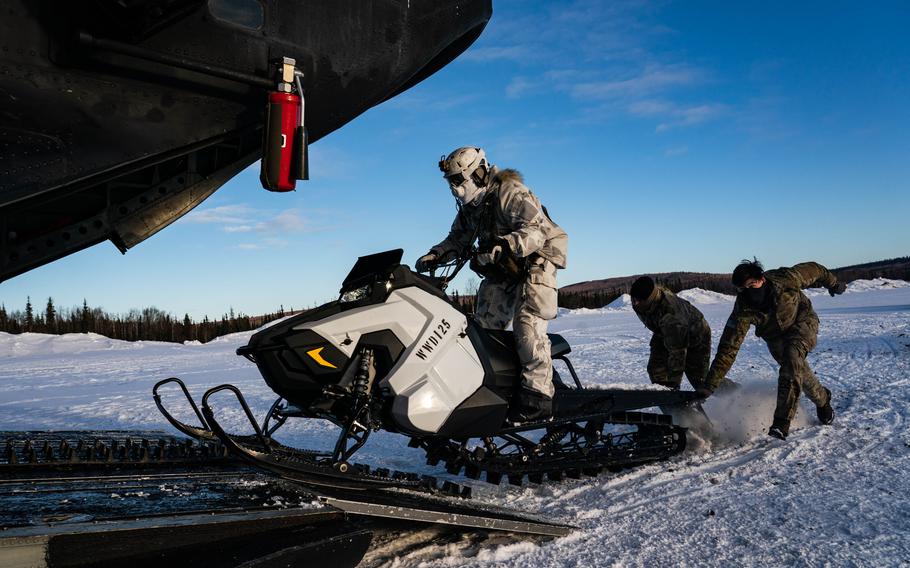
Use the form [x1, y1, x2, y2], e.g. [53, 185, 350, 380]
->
[1, 278, 909, 566]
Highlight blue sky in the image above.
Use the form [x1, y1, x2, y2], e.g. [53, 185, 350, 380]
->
[2, 0, 909, 319]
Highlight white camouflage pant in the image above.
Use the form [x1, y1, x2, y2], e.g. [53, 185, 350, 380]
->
[475, 257, 558, 397]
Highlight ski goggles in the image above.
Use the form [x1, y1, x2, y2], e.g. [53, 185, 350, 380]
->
[445, 172, 467, 187]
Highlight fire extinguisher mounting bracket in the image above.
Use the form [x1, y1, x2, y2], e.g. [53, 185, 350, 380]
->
[280, 57, 296, 84]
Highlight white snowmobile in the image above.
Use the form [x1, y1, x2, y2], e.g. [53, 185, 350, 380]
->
[155, 249, 699, 494]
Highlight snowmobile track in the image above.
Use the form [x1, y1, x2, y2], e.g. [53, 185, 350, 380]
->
[1, 430, 232, 476]
[0, 431, 574, 538]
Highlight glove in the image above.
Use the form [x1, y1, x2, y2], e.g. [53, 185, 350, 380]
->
[415, 252, 438, 273]
[475, 245, 503, 267]
[694, 387, 714, 400]
[828, 281, 847, 297]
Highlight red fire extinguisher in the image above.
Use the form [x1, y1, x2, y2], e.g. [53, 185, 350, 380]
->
[261, 57, 308, 192]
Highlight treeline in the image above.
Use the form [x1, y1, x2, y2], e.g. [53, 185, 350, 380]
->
[832, 256, 910, 283]
[5, 257, 905, 340]
[450, 290, 477, 314]
[559, 274, 735, 310]
[0, 297, 298, 343]
[557, 256, 910, 310]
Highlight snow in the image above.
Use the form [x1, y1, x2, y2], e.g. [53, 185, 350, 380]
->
[556, 293, 633, 317]
[2, 278, 909, 565]
[605, 293, 634, 311]
[677, 287, 735, 304]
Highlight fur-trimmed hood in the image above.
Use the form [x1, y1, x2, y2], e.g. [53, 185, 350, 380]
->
[491, 168, 524, 186]
[430, 165, 568, 269]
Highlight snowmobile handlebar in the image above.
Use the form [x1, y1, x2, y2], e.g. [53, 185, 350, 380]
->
[419, 250, 473, 291]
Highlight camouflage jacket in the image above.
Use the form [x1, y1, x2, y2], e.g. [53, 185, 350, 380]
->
[430, 168, 568, 286]
[705, 262, 839, 391]
[634, 286, 710, 382]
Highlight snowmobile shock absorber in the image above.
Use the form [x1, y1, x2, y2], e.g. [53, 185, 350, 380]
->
[329, 348, 376, 467]
[353, 349, 374, 399]
[533, 425, 572, 455]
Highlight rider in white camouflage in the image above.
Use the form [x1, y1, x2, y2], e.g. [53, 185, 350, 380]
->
[415, 146, 568, 421]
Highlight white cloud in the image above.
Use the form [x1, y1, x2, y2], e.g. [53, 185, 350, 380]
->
[628, 99, 729, 132]
[655, 103, 729, 132]
[186, 202, 330, 255]
[262, 237, 289, 247]
[664, 145, 689, 157]
[223, 225, 254, 233]
[184, 204, 255, 225]
[506, 76, 537, 99]
[269, 209, 309, 232]
[461, 1, 731, 131]
[569, 65, 704, 101]
[187, 204, 320, 235]
[628, 99, 674, 116]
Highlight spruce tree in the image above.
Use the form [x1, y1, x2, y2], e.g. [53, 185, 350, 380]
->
[45, 297, 56, 332]
[25, 297, 34, 332]
[81, 299, 90, 333]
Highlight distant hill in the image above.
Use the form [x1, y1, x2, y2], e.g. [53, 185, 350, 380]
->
[558, 256, 910, 310]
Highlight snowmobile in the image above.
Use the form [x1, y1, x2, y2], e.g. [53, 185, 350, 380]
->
[154, 249, 700, 495]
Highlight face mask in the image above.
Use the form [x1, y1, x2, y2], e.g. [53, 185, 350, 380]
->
[743, 285, 768, 306]
[449, 176, 485, 205]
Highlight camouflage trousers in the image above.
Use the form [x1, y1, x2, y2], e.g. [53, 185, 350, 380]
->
[647, 321, 712, 390]
[765, 309, 828, 425]
[475, 257, 558, 398]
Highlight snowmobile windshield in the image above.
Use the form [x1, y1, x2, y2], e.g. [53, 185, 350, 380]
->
[340, 249, 404, 294]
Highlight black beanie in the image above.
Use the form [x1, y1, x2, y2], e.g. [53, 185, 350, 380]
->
[631, 276, 657, 303]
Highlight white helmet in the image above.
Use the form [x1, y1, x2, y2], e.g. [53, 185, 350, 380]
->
[438, 146, 490, 205]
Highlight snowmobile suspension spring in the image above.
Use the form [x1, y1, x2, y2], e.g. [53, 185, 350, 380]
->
[535, 425, 572, 452]
[353, 348, 374, 397]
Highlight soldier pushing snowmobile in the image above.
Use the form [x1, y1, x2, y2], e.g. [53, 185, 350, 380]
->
[415, 146, 568, 422]
[630, 276, 737, 395]
[700, 259, 844, 440]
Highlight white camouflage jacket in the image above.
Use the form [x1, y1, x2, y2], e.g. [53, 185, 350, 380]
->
[430, 168, 568, 284]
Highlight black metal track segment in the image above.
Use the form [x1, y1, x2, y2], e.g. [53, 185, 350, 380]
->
[0, 431, 575, 539]
[0, 431, 319, 529]
[1, 430, 233, 476]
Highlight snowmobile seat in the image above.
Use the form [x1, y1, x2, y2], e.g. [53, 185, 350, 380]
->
[479, 328, 571, 359]
[548, 334, 570, 358]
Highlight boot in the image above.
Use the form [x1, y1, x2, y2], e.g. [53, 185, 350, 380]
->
[816, 387, 835, 425]
[508, 388, 553, 423]
[767, 419, 789, 440]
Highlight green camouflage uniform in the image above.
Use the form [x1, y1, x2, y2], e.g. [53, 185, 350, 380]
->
[705, 262, 838, 427]
[430, 168, 568, 397]
[633, 285, 714, 390]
